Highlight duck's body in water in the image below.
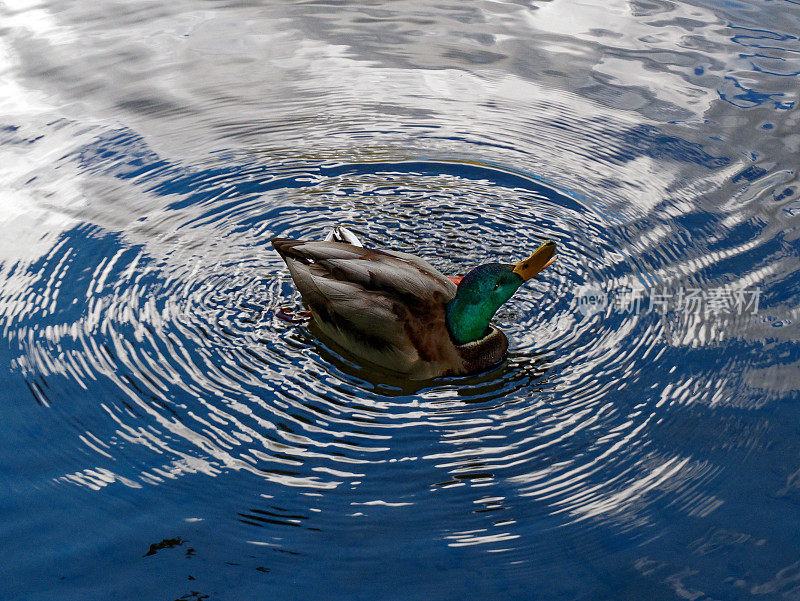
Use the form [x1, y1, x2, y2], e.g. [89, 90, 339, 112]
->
[272, 228, 556, 379]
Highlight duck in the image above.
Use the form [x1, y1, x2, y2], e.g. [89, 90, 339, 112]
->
[272, 228, 557, 379]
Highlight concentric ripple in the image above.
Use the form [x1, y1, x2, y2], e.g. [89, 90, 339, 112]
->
[3, 139, 780, 559]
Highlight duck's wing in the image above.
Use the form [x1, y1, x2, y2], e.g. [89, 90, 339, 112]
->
[271, 238, 458, 369]
[318, 230, 451, 286]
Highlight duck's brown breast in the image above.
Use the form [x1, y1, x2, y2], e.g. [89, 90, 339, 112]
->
[451, 326, 509, 375]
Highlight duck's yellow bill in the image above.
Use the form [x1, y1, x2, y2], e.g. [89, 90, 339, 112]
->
[513, 240, 557, 281]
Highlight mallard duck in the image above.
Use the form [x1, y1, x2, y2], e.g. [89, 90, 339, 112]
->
[272, 229, 556, 379]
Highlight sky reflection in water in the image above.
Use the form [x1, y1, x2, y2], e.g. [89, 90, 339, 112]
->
[0, 0, 799, 600]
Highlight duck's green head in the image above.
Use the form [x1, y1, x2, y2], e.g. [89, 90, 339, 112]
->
[445, 240, 557, 345]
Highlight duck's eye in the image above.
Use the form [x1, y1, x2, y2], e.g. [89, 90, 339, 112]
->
[493, 283, 500, 291]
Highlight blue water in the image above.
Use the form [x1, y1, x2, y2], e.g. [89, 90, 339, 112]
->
[1, 1, 799, 599]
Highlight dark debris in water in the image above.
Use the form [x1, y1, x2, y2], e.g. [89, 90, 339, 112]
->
[175, 592, 210, 601]
[144, 537, 185, 557]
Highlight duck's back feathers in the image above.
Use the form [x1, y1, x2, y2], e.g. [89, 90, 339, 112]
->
[271, 238, 456, 304]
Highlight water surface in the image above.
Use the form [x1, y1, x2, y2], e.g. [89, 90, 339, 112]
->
[1, 0, 799, 599]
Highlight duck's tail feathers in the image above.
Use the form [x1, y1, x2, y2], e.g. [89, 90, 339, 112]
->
[324, 226, 363, 247]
